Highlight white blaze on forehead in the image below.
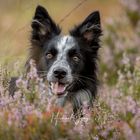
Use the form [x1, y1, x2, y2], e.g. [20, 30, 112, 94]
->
[47, 35, 74, 83]
[57, 35, 75, 52]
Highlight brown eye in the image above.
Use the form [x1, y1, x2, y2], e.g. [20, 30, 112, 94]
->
[46, 53, 53, 59]
[73, 56, 80, 62]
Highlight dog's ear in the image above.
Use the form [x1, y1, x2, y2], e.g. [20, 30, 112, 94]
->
[31, 5, 61, 44]
[70, 11, 102, 48]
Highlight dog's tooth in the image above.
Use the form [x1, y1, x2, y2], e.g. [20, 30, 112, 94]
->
[54, 82, 59, 95]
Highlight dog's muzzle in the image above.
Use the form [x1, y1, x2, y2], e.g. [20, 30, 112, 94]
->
[49, 68, 70, 97]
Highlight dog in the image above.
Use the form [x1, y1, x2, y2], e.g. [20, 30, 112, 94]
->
[26, 5, 102, 115]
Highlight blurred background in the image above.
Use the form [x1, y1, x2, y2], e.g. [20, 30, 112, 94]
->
[0, 0, 122, 66]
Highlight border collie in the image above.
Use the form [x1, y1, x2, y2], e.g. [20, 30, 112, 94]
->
[26, 5, 102, 114]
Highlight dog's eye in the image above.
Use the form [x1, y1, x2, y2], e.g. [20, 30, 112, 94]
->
[46, 53, 53, 59]
[73, 56, 80, 62]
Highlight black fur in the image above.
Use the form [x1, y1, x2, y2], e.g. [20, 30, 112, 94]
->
[31, 5, 61, 45]
[25, 5, 102, 115]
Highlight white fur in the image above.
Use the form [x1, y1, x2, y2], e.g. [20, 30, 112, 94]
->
[57, 35, 75, 51]
[47, 35, 76, 83]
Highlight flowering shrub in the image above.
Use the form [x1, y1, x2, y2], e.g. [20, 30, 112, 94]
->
[1, 56, 140, 140]
[101, 0, 140, 85]
[0, 0, 140, 139]
[120, 0, 140, 27]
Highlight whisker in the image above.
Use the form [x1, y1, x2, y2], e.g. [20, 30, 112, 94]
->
[72, 74, 96, 83]
[79, 76, 96, 82]
[77, 79, 85, 86]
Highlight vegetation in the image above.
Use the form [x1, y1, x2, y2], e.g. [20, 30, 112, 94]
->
[0, 0, 140, 139]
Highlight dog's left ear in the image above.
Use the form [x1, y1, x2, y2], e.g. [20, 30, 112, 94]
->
[70, 11, 102, 48]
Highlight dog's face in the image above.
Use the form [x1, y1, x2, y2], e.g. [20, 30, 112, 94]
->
[30, 5, 101, 97]
[44, 35, 86, 96]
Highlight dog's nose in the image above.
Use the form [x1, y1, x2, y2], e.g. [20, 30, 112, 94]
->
[53, 68, 67, 79]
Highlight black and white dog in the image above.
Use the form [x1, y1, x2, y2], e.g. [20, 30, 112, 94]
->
[27, 5, 102, 114]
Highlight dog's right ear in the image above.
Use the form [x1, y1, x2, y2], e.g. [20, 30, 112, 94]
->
[31, 5, 61, 45]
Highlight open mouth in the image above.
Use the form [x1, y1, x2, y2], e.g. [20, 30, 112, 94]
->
[50, 82, 68, 96]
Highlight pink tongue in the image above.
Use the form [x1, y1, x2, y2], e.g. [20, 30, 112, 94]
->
[52, 82, 65, 94]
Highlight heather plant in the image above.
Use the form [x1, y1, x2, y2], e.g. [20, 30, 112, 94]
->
[120, 0, 140, 27]
[98, 54, 140, 140]
[0, 55, 140, 140]
[101, 0, 140, 85]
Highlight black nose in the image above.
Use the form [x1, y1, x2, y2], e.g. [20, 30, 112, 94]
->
[53, 68, 67, 79]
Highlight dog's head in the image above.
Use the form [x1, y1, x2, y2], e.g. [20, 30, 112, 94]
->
[30, 5, 102, 97]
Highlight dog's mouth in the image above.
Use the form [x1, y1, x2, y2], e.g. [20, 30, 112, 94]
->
[50, 82, 68, 96]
